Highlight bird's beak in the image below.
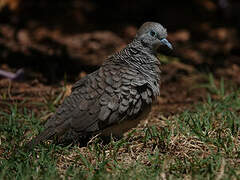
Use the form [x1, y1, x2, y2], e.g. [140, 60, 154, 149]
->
[156, 38, 173, 54]
[160, 38, 173, 50]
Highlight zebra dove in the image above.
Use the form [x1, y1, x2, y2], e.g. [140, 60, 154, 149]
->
[27, 22, 172, 148]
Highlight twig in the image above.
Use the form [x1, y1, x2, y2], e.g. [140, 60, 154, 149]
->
[0, 68, 24, 81]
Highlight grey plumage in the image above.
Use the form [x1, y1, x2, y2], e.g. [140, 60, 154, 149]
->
[26, 22, 172, 148]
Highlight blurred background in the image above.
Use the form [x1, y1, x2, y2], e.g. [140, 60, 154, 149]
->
[0, 0, 240, 113]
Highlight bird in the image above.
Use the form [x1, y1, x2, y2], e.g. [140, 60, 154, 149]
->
[26, 22, 172, 149]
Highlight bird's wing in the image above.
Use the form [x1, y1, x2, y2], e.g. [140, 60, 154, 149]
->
[45, 70, 102, 133]
[27, 63, 155, 148]
[44, 63, 154, 138]
[93, 64, 154, 128]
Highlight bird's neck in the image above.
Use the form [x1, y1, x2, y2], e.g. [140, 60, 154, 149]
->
[117, 39, 160, 65]
[128, 39, 157, 56]
[111, 39, 161, 97]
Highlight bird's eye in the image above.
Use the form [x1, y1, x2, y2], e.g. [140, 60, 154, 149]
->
[149, 30, 157, 37]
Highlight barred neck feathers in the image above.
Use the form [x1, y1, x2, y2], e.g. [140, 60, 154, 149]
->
[110, 39, 161, 96]
[112, 39, 160, 66]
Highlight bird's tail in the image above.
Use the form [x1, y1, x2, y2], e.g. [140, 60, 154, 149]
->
[25, 128, 55, 150]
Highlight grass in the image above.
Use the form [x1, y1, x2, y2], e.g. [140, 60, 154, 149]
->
[1, 77, 240, 179]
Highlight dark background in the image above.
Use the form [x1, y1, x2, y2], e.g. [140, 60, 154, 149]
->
[0, 0, 240, 113]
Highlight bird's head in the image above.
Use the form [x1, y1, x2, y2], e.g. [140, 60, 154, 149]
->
[135, 22, 172, 54]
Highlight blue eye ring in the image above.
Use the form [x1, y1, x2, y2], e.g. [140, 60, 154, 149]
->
[149, 30, 157, 37]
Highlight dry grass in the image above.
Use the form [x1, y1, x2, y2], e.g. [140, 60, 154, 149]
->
[1, 77, 240, 179]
